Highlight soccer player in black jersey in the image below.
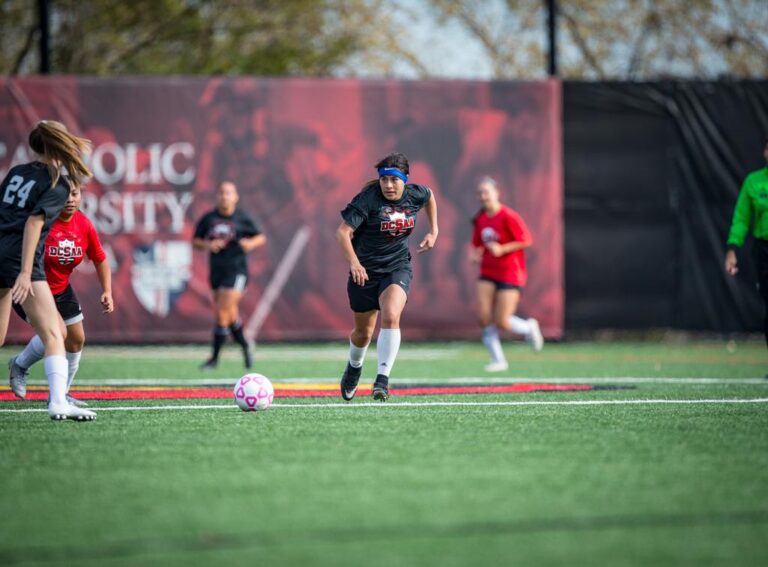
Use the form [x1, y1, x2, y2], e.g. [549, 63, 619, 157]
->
[336, 152, 438, 401]
[193, 181, 266, 369]
[0, 120, 95, 421]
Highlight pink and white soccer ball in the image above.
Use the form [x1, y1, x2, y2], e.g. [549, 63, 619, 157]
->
[233, 373, 274, 411]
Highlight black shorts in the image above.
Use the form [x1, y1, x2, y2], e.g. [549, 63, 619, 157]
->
[13, 284, 84, 326]
[479, 276, 522, 291]
[347, 270, 412, 313]
[210, 270, 248, 292]
[0, 259, 47, 288]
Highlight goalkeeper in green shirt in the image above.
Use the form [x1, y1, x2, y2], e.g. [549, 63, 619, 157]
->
[725, 141, 768, 347]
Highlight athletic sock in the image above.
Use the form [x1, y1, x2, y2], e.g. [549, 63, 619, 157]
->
[482, 325, 506, 364]
[348, 339, 369, 369]
[376, 328, 401, 377]
[211, 326, 229, 361]
[65, 351, 82, 392]
[509, 316, 532, 337]
[44, 355, 68, 407]
[229, 320, 249, 350]
[15, 335, 45, 369]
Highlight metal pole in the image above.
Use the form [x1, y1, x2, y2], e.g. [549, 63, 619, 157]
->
[546, 0, 557, 76]
[38, 0, 51, 74]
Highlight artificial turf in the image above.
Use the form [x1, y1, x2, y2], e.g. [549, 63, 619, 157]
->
[0, 341, 766, 566]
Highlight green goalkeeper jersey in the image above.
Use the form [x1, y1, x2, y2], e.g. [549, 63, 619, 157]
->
[727, 167, 768, 247]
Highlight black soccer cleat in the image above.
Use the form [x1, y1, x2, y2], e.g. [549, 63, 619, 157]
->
[340, 362, 362, 401]
[199, 358, 218, 371]
[372, 374, 390, 402]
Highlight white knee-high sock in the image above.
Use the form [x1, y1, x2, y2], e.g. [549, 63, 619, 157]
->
[15, 335, 45, 369]
[44, 355, 68, 406]
[376, 329, 401, 377]
[348, 339, 369, 369]
[509, 316, 532, 337]
[482, 325, 506, 364]
[65, 351, 82, 392]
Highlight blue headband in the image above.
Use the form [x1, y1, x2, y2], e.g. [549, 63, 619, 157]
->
[378, 167, 408, 183]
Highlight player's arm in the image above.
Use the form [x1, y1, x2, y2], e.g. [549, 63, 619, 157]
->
[94, 260, 114, 313]
[486, 212, 532, 257]
[11, 213, 45, 304]
[193, 236, 227, 253]
[417, 191, 439, 254]
[239, 233, 266, 253]
[336, 222, 368, 286]
[725, 177, 753, 276]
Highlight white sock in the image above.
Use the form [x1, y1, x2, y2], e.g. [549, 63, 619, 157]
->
[482, 325, 506, 364]
[348, 339, 369, 369]
[376, 328, 401, 377]
[15, 335, 45, 369]
[509, 316, 532, 337]
[44, 355, 68, 406]
[65, 351, 82, 392]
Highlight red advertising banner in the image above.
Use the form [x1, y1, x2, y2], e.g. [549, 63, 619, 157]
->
[0, 77, 562, 342]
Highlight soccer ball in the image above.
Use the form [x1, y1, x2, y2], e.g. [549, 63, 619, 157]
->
[233, 373, 274, 411]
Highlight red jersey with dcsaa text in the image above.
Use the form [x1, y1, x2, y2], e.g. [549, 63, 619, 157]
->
[472, 205, 532, 286]
[43, 211, 106, 294]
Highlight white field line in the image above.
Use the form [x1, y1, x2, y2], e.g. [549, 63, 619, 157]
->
[245, 226, 311, 344]
[62, 376, 768, 386]
[2, 398, 768, 414]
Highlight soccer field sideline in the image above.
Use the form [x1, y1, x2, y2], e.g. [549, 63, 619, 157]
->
[3, 397, 768, 414]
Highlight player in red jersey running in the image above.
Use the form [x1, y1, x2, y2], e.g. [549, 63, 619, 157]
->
[470, 177, 543, 372]
[8, 183, 114, 404]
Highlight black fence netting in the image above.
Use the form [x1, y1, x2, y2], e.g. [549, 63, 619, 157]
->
[564, 81, 768, 332]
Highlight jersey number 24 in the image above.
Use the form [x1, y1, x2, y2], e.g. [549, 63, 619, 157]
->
[2, 176, 35, 208]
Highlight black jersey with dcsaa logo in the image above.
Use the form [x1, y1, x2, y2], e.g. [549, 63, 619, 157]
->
[194, 208, 261, 277]
[340, 183, 432, 276]
[0, 162, 71, 281]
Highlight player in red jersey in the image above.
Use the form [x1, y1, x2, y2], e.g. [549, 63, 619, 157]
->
[470, 177, 543, 372]
[8, 183, 114, 405]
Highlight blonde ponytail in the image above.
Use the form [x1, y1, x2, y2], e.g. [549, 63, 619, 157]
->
[28, 120, 92, 189]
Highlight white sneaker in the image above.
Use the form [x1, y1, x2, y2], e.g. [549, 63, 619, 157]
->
[66, 394, 88, 408]
[484, 360, 509, 372]
[528, 318, 544, 352]
[48, 402, 96, 421]
[8, 356, 29, 399]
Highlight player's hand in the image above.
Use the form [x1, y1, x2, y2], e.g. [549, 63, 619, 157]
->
[417, 232, 437, 254]
[350, 261, 368, 286]
[485, 241, 504, 257]
[101, 292, 114, 314]
[11, 272, 33, 304]
[209, 238, 227, 253]
[725, 250, 738, 276]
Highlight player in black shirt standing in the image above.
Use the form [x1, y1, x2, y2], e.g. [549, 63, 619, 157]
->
[193, 181, 266, 369]
[0, 120, 95, 421]
[336, 152, 438, 401]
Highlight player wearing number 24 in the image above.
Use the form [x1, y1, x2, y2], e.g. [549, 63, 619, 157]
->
[0, 120, 96, 421]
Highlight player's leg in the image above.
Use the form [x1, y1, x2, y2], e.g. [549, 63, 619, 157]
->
[224, 275, 252, 368]
[373, 281, 409, 401]
[201, 287, 230, 370]
[1, 288, 31, 398]
[341, 275, 379, 401]
[0, 288, 10, 347]
[63, 320, 88, 407]
[477, 280, 506, 371]
[22, 283, 94, 421]
[497, 287, 544, 352]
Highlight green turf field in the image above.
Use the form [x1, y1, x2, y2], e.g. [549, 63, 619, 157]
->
[1, 341, 767, 566]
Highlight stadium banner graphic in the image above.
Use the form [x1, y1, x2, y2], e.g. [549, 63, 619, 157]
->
[0, 77, 563, 342]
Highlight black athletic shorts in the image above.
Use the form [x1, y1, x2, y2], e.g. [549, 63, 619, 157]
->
[13, 284, 84, 326]
[479, 276, 522, 291]
[347, 270, 412, 313]
[210, 270, 248, 292]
